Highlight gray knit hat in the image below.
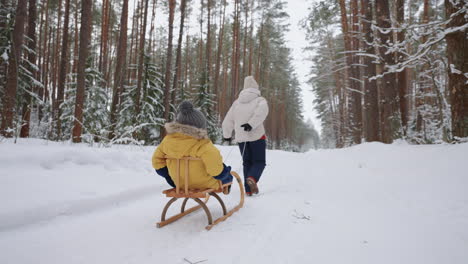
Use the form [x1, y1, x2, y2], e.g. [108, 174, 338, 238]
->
[176, 101, 207, 129]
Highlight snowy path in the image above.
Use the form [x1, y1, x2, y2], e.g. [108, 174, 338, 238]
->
[1, 140, 467, 264]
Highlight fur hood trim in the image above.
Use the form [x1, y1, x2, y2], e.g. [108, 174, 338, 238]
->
[165, 122, 209, 140]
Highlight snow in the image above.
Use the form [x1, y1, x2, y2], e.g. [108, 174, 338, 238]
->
[1, 51, 8, 62]
[1, 139, 468, 264]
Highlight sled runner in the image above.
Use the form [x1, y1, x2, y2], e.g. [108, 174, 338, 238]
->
[156, 156, 245, 230]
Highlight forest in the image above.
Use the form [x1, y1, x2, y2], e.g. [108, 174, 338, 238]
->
[0, 0, 466, 150]
[304, 0, 467, 147]
[0, 0, 319, 151]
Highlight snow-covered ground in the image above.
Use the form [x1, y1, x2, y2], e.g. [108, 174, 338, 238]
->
[1, 139, 467, 264]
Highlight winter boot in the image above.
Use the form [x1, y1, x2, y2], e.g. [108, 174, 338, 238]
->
[246, 177, 259, 195]
[223, 185, 232, 195]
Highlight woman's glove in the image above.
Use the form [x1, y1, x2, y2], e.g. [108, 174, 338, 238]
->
[240, 123, 252, 131]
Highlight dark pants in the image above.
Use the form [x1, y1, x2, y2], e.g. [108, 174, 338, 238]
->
[156, 164, 232, 188]
[238, 138, 266, 193]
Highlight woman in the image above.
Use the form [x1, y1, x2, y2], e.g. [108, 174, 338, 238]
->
[222, 76, 269, 196]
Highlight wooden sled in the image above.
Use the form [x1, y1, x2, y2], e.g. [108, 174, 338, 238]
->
[156, 156, 245, 230]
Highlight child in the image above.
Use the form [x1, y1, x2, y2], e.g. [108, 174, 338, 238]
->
[152, 101, 232, 192]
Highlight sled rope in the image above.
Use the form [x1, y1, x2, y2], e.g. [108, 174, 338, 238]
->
[223, 141, 246, 173]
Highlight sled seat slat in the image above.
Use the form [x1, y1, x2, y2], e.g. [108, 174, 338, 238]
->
[163, 188, 215, 198]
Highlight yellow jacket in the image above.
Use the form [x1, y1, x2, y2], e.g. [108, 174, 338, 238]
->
[152, 122, 223, 189]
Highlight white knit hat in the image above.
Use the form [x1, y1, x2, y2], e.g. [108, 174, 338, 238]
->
[243, 76, 259, 90]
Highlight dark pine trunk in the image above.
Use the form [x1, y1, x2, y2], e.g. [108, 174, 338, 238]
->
[172, 0, 187, 106]
[20, 0, 38, 138]
[136, 0, 149, 116]
[396, 0, 408, 134]
[375, 0, 398, 143]
[350, 0, 362, 144]
[361, 0, 380, 142]
[445, 0, 468, 138]
[109, 0, 129, 139]
[71, 0, 93, 143]
[214, 0, 226, 114]
[1, 0, 27, 137]
[55, 0, 71, 138]
[162, 0, 176, 135]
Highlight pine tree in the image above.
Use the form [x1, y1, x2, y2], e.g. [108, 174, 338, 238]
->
[61, 56, 109, 143]
[1, 0, 27, 137]
[139, 54, 165, 143]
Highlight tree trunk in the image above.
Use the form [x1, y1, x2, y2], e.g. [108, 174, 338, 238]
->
[338, 0, 352, 145]
[20, 0, 38, 138]
[148, 0, 158, 52]
[1, 0, 27, 137]
[248, 0, 254, 76]
[162, 0, 176, 133]
[375, 0, 398, 143]
[350, 0, 362, 144]
[51, 0, 62, 115]
[214, 0, 226, 114]
[55, 0, 71, 138]
[40, 0, 50, 119]
[109, 0, 129, 139]
[396, 0, 408, 134]
[136, 0, 149, 116]
[73, 0, 79, 74]
[183, 33, 190, 98]
[101, 0, 111, 83]
[71, 0, 93, 143]
[127, 0, 139, 82]
[44, 20, 52, 102]
[326, 34, 345, 147]
[361, 0, 380, 142]
[231, 0, 240, 102]
[445, 0, 468, 138]
[234, 1, 241, 99]
[197, 0, 204, 79]
[36, 0, 44, 99]
[99, 0, 108, 72]
[0, 0, 9, 92]
[132, 0, 142, 82]
[221, 44, 229, 119]
[242, 0, 249, 77]
[171, 0, 187, 107]
[205, 0, 212, 85]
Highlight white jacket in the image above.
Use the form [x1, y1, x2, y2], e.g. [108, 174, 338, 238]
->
[222, 87, 269, 143]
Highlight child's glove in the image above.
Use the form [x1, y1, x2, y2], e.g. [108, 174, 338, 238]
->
[155, 167, 175, 187]
[213, 164, 233, 184]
